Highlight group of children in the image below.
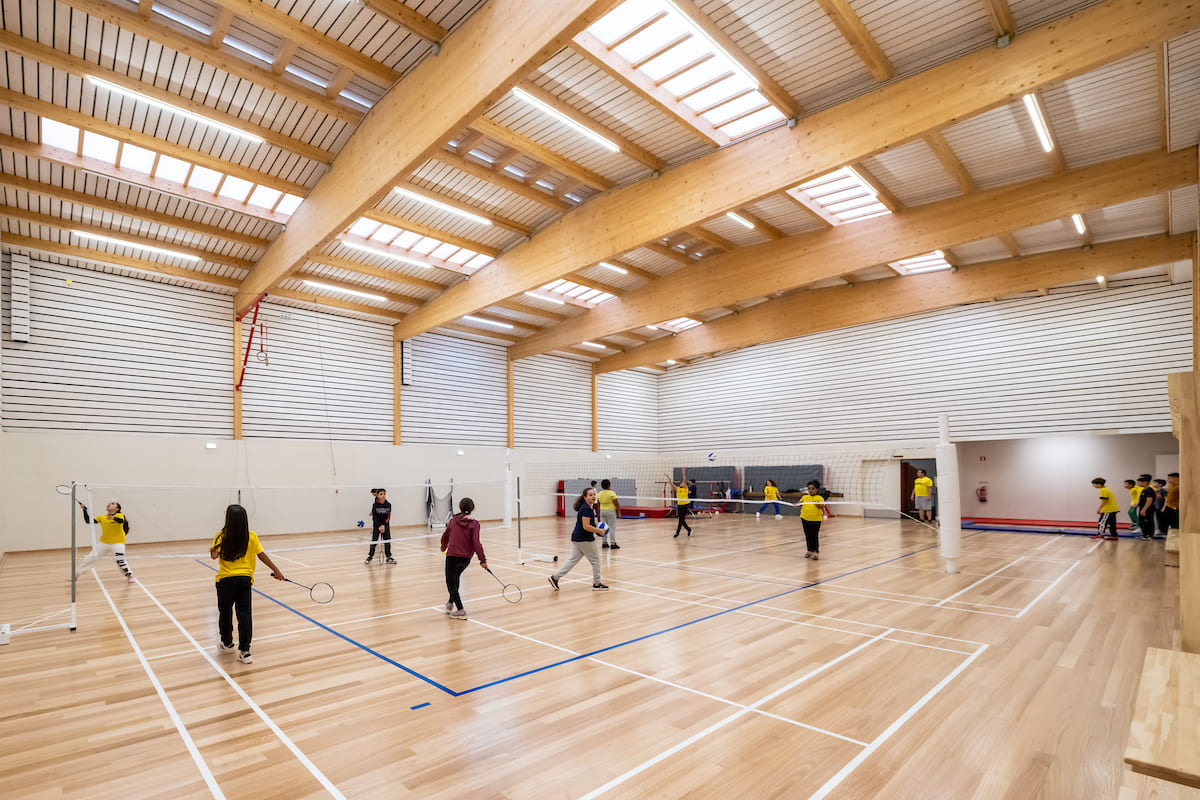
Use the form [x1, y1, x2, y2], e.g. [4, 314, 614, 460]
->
[1092, 472, 1179, 540]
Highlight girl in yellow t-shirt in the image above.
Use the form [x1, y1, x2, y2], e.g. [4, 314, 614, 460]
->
[75, 500, 134, 583]
[666, 469, 693, 538]
[799, 481, 827, 560]
[756, 480, 782, 520]
[210, 504, 285, 664]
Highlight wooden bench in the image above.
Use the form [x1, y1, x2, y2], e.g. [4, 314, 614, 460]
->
[1166, 529, 1181, 567]
[1125, 647, 1200, 789]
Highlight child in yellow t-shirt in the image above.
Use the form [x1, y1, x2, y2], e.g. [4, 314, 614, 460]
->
[1123, 479, 1141, 534]
[75, 500, 134, 583]
[597, 479, 621, 549]
[210, 504, 285, 664]
[799, 481, 827, 560]
[1091, 478, 1119, 540]
[756, 480, 782, 520]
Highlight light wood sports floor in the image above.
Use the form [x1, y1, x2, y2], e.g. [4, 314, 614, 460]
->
[1, 514, 1195, 800]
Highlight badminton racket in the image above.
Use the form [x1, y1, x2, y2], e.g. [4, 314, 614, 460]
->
[484, 567, 522, 603]
[279, 576, 335, 604]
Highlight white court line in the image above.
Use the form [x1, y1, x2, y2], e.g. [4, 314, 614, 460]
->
[961, 550, 1078, 563]
[805, 586, 1018, 617]
[13, 607, 71, 631]
[1036, 534, 1065, 551]
[273, 554, 313, 569]
[830, 582, 1023, 611]
[577, 631, 893, 800]
[93, 572, 225, 799]
[134, 580, 347, 800]
[1086, 540, 1103, 554]
[467, 618, 868, 747]
[934, 556, 1024, 608]
[808, 645, 988, 800]
[1015, 560, 1080, 618]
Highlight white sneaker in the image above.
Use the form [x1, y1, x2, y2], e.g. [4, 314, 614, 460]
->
[218, 643, 235, 654]
[237, 651, 253, 664]
[127, 575, 137, 584]
[755, 512, 761, 518]
[774, 514, 783, 520]
[443, 602, 454, 614]
[449, 609, 468, 620]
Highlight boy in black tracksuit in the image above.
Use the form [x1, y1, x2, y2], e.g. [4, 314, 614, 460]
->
[365, 488, 395, 564]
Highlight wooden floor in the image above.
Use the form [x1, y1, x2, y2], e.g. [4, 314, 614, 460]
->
[1, 513, 1197, 800]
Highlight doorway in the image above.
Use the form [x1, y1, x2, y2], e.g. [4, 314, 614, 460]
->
[901, 458, 938, 520]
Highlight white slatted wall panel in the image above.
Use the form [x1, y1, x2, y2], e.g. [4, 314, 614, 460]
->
[659, 281, 1193, 448]
[513, 354, 591, 449]
[400, 333, 507, 446]
[8, 251, 30, 342]
[597, 370, 659, 453]
[240, 303, 392, 442]
[0, 254, 232, 434]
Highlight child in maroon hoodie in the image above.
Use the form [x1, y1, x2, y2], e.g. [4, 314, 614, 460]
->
[439, 498, 487, 620]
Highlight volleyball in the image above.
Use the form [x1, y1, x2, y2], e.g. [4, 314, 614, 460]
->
[707, 452, 717, 462]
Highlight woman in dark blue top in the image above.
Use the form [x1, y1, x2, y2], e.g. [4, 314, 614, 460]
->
[548, 487, 608, 591]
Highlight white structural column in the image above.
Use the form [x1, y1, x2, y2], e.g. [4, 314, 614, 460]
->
[936, 414, 962, 573]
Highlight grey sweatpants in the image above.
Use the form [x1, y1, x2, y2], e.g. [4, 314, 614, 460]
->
[555, 539, 602, 583]
[600, 510, 618, 545]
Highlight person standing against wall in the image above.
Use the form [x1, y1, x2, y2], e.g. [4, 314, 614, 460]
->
[911, 469, 934, 524]
[597, 479, 621, 550]
[1091, 478, 1120, 541]
[1136, 474, 1157, 541]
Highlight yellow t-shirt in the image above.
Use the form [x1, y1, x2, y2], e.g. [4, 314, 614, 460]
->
[675, 485, 690, 506]
[597, 489, 618, 510]
[1098, 487, 1119, 514]
[799, 494, 824, 522]
[95, 514, 127, 545]
[211, 530, 264, 584]
[1129, 486, 1142, 505]
[914, 477, 933, 497]
[764, 485, 779, 501]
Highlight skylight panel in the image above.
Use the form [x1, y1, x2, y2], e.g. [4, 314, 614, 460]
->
[217, 175, 254, 202]
[339, 91, 374, 110]
[247, 185, 282, 209]
[614, 15, 690, 64]
[275, 194, 304, 216]
[187, 166, 223, 192]
[40, 118, 79, 150]
[589, 2, 656, 44]
[154, 155, 191, 183]
[465, 254, 493, 270]
[538, 278, 615, 306]
[81, 132, 119, 163]
[410, 236, 440, 255]
[789, 167, 891, 226]
[118, 143, 156, 174]
[284, 65, 328, 90]
[369, 223, 403, 242]
[661, 56, 730, 98]
[430, 243, 459, 260]
[394, 230, 423, 249]
[890, 251, 953, 275]
[687, 79, 748, 113]
[447, 249, 476, 265]
[153, 5, 209, 35]
[348, 218, 381, 237]
[639, 38, 707, 81]
[658, 317, 702, 332]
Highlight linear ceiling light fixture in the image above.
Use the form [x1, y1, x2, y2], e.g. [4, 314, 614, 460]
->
[524, 291, 566, 305]
[1071, 213, 1087, 235]
[580, 341, 608, 350]
[340, 240, 433, 268]
[1021, 93, 1055, 153]
[87, 77, 265, 144]
[511, 87, 620, 152]
[598, 261, 628, 274]
[463, 314, 514, 329]
[302, 280, 386, 301]
[71, 230, 200, 261]
[725, 211, 755, 229]
[392, 187, 493, 226]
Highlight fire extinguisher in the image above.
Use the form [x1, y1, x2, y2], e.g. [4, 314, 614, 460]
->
[976, 485, 988, 503]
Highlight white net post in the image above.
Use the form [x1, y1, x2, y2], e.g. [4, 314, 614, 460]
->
[936, 414, 962, 574]
[503, 460, 513, 530]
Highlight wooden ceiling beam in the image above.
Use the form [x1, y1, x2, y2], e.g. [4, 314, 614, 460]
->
[325, 66, 356, 99]
[0, 30, 333, 164]
[509, 148, 1196, 358]
[209, 8, 234, 47]
[492, 298, 569, 322]
[923, 131, 978, 193]
[453, 129, 486, 155]
[2, 205, 255, 271]
[849, 162, 903, 212]
[0, 232, 242, 288]
[234, 0, 623, 317]
[686, 225, 737, 252]
[815, 0, 894, 81]
[360, 0, 449, 43]
[0, 172, 271, 249]
[457, 313, 543, 334]
[359, 208, 501, 257]
[513, 79, 667, 172]
[1157, 44, 1169, 149]
[433, 150, 571, 211]
[5, 90, 308, 197]
[664, 0, 804, 118]
[391, 0, 1198, 341]
[435, 321, 518, 344]
[291, 274, 425, 307]
[981, 0, 1017, 37]
[594, 234, 1191, 372]
[572, 31, 731, 146]
[269, 287, 406, 322]
[997, 231, 1023, 257]
[594, 257, 657, 282]
[57, 0, 363, 123]
[646, 240, 698, 265]
[305, 253, 448, 292]
[272, 40, 301, 75]
[206, 0, 400, 86]
[727, 208, 785, 240]
[0, 135, 289, 225]
[470, 117, 615, 190]
[567, 271, 625, 295]
[783, 188, 839, 227]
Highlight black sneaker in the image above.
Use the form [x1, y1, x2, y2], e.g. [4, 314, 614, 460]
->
[592, 583, 609, 591]
[363, 556, 373, 565]
[548, 575, 559, 591]
[610, 544, 621, 550]
[385, 556, 397, 564]
[602, 542, 610, 549]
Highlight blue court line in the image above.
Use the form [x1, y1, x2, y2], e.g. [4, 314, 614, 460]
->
[195, 560, 456, 696]
[410, 702, 430, 710]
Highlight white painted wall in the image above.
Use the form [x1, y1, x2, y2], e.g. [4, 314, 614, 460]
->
[957, 432, 1180, 523]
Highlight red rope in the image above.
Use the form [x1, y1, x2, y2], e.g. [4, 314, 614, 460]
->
[235, 302, 261, 390]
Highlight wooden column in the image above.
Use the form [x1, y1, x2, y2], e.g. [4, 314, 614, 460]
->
[393, 336, 402, 445]
[591, 371, 598, 453]
[506, 358, 515, 449]
[232, 317, 243, 440]
[1181, 230, 1200, 653]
